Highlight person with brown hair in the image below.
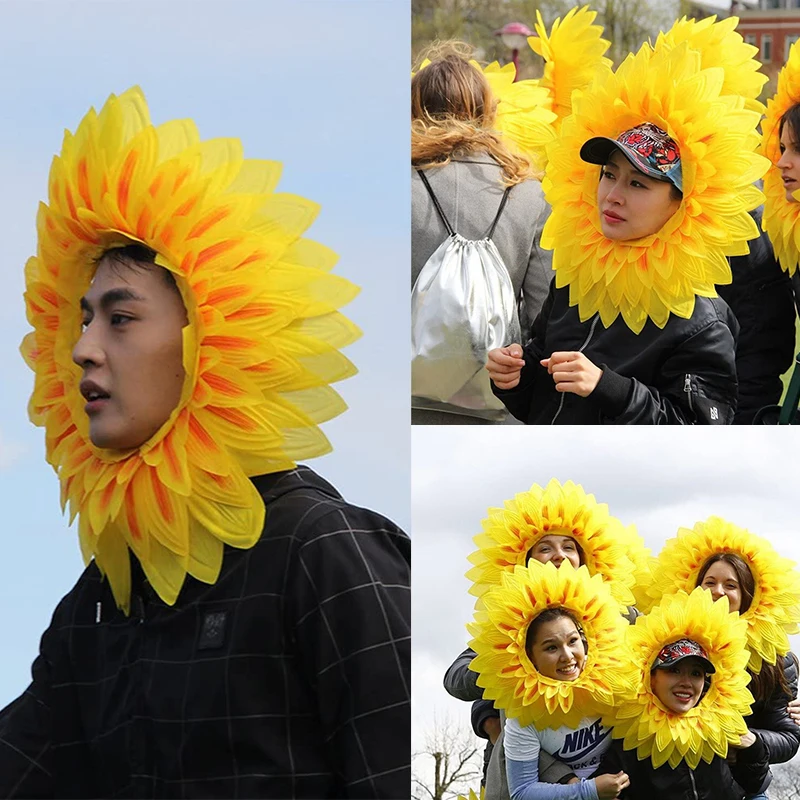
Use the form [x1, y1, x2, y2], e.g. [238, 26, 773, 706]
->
[647, 517, 800, 800]
[411, 43, 553, 425]
[695, 553, 800, 800]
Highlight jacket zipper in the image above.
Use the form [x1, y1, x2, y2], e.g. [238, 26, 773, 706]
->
[551, 315, 600, 425]
[688, 768, 698, 800]
[684, 373, 693, 413]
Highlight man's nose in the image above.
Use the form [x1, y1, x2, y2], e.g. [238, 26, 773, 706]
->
[72, 323, 104, 368]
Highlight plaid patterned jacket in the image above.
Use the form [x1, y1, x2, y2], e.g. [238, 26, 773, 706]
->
[0, 466, 411, 798]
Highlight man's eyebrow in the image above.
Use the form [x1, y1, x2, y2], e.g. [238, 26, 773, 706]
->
[79, 287, 146, 313]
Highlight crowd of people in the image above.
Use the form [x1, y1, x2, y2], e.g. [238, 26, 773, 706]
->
[445, 479, 800, 799]
[411, 8, 800, 425]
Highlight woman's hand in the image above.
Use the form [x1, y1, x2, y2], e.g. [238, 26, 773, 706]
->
[730, 730, 756, 749]
[540, 352, 603, 397]
[594, 771, 630, 798]
[788, 698, 800, 725]
[486, 344, 526, 390]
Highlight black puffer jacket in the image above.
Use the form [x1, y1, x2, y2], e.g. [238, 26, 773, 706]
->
[746, 653, 800, 764]
[717, 207, 796, 424]
[594, 734, 770, 799]
[492, 281, 739, 424]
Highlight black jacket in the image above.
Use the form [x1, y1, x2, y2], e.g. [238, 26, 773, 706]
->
[492, 281, 739, 424]
[593, 734, 770, 799]
[0, 467, 411, 799]
[717, 207, 796, 424]
[746, 653, 800, 764]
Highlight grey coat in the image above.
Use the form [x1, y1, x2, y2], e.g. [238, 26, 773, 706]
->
[411, 156, 553, 425]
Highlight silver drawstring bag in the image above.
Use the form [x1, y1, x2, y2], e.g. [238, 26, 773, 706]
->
[411, 170, 521, 419]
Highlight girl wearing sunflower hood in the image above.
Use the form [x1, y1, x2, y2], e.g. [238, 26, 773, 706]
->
[594, 588, 771, 799]
[468, 559, 636, 799]
[642, 517, 800, 800]
[0, 88, 411, 798]
[487, 20, 769, 425]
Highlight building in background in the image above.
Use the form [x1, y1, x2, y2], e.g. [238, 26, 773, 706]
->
[737, 0, 800, 79]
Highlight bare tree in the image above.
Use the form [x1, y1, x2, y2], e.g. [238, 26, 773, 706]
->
[412, 714, 483, 800]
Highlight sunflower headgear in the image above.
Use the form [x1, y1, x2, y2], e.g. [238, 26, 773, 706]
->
[468, 561, 633, 729]
[487, 4, 612, 171]
[541, 26, 767, 333]
[602, 588, 753, 769]
[20, 87, 360, 612]
[411, 8, 610, 174]
[527, 5, 612, 130]
[646, 516, 800, 672]
[655, 15, 767, 114]
[762, 39, 800, 275]
[466, 478, 642, 610]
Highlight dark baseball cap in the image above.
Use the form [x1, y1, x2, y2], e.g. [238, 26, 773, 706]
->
[651, 638, 715, 674]
[581, 122, 683, 193]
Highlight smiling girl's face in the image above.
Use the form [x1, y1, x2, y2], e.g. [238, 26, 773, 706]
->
[597, 151, 682, 241]
[527, 616, 586, 682]
[650, 657, 706, 714]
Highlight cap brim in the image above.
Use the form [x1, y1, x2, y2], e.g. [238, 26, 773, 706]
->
[579, 137, 620, 166]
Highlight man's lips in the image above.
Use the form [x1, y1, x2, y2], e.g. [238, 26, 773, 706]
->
[80, 380, 111, 413]
[602, 210, 625, 223]
[672, 690, 695, 702]
[79, 380, 110, 401]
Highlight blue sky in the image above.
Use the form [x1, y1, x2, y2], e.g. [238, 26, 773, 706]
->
[0, 0, 410, 707]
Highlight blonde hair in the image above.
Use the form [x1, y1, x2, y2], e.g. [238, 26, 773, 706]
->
[411, 42, 534, 186]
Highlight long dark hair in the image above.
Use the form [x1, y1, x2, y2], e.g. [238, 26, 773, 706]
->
[780, 103, 800, 143]
[697, 553, 792, 701]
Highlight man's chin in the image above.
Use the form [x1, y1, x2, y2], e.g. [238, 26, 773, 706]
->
[88, 426, 134, 451]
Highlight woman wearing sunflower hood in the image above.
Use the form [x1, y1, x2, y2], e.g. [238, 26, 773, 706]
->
[0, 88, 411, 798]
[487, 20, 769, 425]
[411, 7, 611, 425]
[594, 588, 771, 798]
[643, 517, 800, 800]
[468, 558, 637, 799]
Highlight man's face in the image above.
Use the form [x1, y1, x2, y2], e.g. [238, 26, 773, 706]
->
[73, 257, 187, 450]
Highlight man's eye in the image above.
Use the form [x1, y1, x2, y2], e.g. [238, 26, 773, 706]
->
[110, 313, 130, 326]
[631, 180, 646, 189]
